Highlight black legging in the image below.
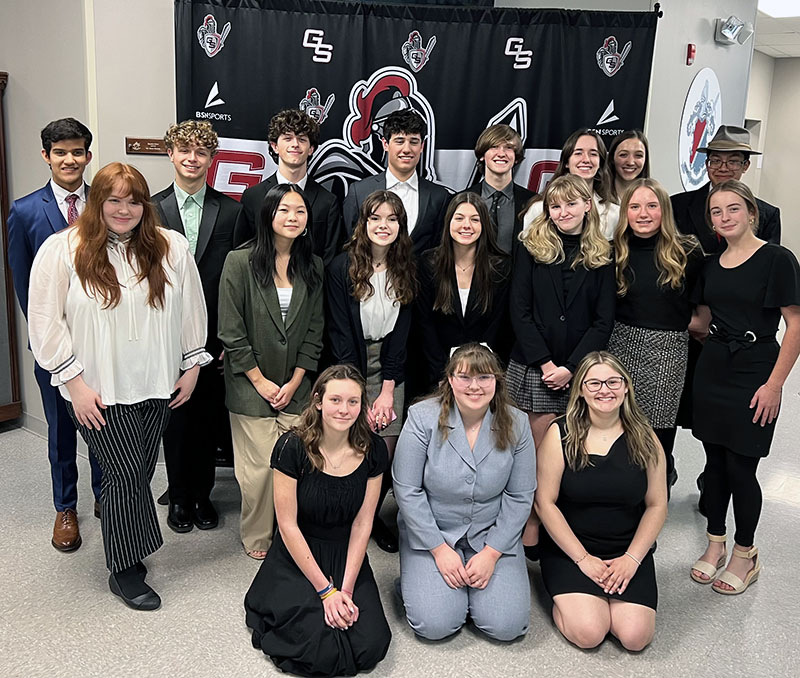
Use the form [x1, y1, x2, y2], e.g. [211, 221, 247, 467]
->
[702, 442, 762, 546]
[654, 427, 677, 480]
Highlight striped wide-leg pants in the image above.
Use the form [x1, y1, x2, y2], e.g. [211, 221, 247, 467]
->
[67, 398, 170, 573]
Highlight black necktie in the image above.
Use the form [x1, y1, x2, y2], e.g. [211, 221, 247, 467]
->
[490, 191, 502, 229]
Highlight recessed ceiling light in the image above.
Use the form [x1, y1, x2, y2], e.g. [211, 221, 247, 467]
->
[759, 1, 800, 18]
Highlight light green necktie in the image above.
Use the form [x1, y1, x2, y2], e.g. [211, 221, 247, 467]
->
[181, 194, 201, 256]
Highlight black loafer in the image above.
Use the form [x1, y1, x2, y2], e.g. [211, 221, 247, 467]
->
[167, 503, 194, 533]
[371, 517, 398, 553]
[109, 573, 161, 611]
[193, 499, 219, 530]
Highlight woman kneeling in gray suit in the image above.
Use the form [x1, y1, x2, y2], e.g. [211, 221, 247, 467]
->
[393, 343, 536, 641]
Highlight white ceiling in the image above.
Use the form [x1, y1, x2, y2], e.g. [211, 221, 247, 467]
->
[755, 10, 800, 58]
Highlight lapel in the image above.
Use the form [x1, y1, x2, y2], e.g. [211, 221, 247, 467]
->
[254, 275, 285, 336]
[417, 177, 432, 226]
[41, 183, 68, 234]
[565, 264, 588, 310]
[472, 409, 496, 467]
[196, 187, 219, 263]
[446, 407, 476, 471]
[303, 177, 320, 210]
[547, 264, 566, 313]
[158, 188, 185, 236]
[348, 291, 365, 343]
[284, 271, 308, 332]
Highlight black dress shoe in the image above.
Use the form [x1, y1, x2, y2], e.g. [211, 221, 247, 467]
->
[371, 517, 398, 553]
[167, 503, 194, 533]
[108, 573, 161, 611]
[193, 499, 219, 530]
[157, 489, 169, 506]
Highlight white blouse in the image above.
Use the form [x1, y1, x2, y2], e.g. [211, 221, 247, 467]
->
[276, 287, 293, 322]
[359, 269, 400, 341]
[521, 192, 620, 241]
[458, 287, 470, 316]
[28, 227, 212, 406]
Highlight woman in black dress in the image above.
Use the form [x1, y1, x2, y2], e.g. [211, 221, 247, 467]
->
[244, 364, 391, 676]
[416, 192, 511, 390]
[609, 178, 703, 492]
[690, 180, 800, 594]
[536, 351, 667, 651]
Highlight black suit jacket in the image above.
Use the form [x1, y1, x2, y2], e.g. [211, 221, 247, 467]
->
[152, 184, 240, 355]
[510, 250, 616, 372]
[325, 252, 411, 384]
[342, 171, 452, 254]
[415, 250, 512, 389]
[234, 173, 344, 266]
[465, 179, 536, 257]
[670, 182, 781, 254]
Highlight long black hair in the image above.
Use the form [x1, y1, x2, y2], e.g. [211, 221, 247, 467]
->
[250, 184, 320, 288]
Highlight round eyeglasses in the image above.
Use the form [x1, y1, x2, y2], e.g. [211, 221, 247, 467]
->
[582, 376, 626, 392]
[453, 374, 496, 387]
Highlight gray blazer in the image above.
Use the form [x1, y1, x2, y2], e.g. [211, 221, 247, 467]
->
[393, 398, 535, 555]
[218, 249, 324, 417]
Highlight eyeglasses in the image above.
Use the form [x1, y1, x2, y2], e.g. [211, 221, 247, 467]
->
[707, 158, 745, 170]
[582, 376, 626, 392]
[453, 373, 496, 387]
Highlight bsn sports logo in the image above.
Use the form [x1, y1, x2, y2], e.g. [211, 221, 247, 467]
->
[303, 29, 333, 63]
[596, 36, 631, 77]
[300, 88, 335, 124]
[205, 82, 225, 108]
[505, 38, 532, 70]
[401, 31, 436, 73]
[197, 15, 231, 58]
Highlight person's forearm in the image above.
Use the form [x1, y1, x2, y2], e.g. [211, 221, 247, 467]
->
[534, 499, 588, 562]
[279, 522, 329, 592]
[626, 504, 667, 562]
[245, 366, 266, 386]
[767, 321, 800, 388]
[289, 366, 306, 387]
[341, 513, 372, 593]
[380, 379, 395, 399]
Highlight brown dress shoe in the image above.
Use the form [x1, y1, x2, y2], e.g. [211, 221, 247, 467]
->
[52, 509, 82, 552]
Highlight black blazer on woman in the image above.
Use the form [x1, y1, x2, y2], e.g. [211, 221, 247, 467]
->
[510, 248, 616, 372]
[415, 249, 512, 389]
[325, 252, 411, 384]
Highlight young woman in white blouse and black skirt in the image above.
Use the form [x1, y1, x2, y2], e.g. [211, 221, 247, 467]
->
[28, 163, 211, 610]
[326, 190, 417, 553]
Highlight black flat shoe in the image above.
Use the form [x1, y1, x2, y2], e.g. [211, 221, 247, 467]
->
[108, 574, 161, 611]
[167, 503, 194, 533]
[193, 499, 219, 530]
[524, 544, 540, 562]
[157, 489, 169, 506]
[372, 517, 398, 553]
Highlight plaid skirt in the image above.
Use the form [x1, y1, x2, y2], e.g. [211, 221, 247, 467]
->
[506, 359, 569, 414]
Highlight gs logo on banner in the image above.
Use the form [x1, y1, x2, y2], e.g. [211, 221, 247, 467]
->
[401, 31, 436, 73]
[300, 88, 335, 124]
[596, 36, 631, 77]
[197, 14, 231, 58]
[505, 38, 532, 70]
[303, 29, 333, 63]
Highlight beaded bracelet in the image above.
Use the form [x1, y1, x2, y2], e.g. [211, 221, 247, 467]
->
[624, 551, 641, 566]
[320, 587, 339, 601]
[574, 552, 588, 565]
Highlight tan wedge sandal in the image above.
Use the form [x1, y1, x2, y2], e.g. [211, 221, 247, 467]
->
[713, 546, 761, 595]
[691, 532, 727, 584]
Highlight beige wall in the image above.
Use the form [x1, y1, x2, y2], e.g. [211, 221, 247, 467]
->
[744, 49, 775, 196]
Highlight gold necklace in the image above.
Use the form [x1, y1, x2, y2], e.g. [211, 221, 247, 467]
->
[455, 261, 474, 273]
[373, 259, 386, 269]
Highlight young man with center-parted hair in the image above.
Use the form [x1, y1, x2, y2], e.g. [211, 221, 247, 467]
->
[8, 117, 103, 553]
[233, 109, 344, 265]
[152, 120, 241, 534]
[466, 123, 536, 256]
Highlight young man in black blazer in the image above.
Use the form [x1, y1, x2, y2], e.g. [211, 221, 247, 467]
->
[152, 120, 241, 533]
[343, 109, 451, 254]
[233, 109, 344, 265]
[466, 124, 536, 255]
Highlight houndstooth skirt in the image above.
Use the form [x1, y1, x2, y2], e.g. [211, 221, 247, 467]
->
[506, 359, 570, 414]
[607, 321, 689, 429]
[365, 340, 404, 437]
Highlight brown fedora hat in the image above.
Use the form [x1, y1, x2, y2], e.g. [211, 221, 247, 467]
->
[698, 125, 761, 155]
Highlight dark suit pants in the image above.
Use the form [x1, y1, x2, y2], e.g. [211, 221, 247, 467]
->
[34, 363, 101, 511]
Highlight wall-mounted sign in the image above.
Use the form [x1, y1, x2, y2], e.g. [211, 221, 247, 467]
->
[678, 67, 722, 191]
[125, 137, 167, 155]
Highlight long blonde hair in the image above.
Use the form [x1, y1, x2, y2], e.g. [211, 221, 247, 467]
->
[563, 351, 659, 471]
[614, 178, 700, 296]
[519, 175, 611, 269]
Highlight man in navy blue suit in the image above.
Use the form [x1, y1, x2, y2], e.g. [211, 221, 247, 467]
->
[8, 118, 102, 552]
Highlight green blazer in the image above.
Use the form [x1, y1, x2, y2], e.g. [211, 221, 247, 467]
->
[218, 248, 324, 417]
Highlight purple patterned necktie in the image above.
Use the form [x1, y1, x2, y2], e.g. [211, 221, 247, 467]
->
[65, 194, 79, 225]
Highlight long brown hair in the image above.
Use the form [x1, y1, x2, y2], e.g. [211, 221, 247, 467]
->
[563, 351, 659, 471]
[72, 162, 170, 309]
[346, 190, 416, 304]
[614, 178, 700, 296]
[292, 364, 374, 472]
[433, 192, 508, 315]
[553, 128, 614, 204]
[431, 343, 516, 450]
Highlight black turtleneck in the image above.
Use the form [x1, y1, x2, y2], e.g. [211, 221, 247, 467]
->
[559, 231, 582, 304]
[616, 233, 704, 330]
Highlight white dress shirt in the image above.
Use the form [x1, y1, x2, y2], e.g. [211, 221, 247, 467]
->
[360, 270, 400, 341]
[50, 179, 87, 223]
[276, 171, 308, 190]
[28, 228, 212, 405]
[385, 169, 419, 234]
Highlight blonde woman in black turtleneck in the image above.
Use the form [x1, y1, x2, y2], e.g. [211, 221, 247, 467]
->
[508, 174, 616, 559]
[608, 178, 703, 496]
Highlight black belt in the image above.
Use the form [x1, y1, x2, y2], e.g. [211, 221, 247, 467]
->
[708, 324, 774, 354]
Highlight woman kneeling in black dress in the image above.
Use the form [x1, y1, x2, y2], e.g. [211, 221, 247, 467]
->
[244, 364, 391, 676]
[535, 351, 667, 651]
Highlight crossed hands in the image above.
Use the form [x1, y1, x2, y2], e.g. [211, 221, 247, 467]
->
[432, 543, 500, 590]
[322, 591, 359, 630]
[254, 376, 298, 411]
[541, 362, 572, 391]
[577, 553, 639, 595]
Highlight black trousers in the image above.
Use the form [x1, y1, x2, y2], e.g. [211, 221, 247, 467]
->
[161, 362, 229, 505]
[68, 399, 170, 572]
[702, 442, 762, 546]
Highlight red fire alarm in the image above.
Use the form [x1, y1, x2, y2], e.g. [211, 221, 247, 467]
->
[687, 44, 696, 66]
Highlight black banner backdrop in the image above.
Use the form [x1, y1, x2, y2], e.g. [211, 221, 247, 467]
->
[175, 0, 658, 200]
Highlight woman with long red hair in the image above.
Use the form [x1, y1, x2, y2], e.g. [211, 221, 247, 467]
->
[28, 162, 211, 611]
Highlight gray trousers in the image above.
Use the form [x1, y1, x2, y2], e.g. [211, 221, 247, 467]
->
[399, 531, 530, 641]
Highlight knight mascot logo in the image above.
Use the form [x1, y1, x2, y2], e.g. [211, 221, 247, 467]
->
[596, 36, 631, 78]
[401, 31, 437, 73]
[299, 88, 335, 125]
[197, 14, 231, 58]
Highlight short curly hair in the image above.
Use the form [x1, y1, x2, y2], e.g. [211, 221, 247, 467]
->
[163, 120, 218, 154]
[267, 109, 320, 162]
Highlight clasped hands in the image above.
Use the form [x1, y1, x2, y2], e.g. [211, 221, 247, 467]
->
[322, 590, 359, 630]
[367, 391, 395, 433]
[577, 552, 639, 595]
[432, 543, 501, 590]
[540, 362, 572, 391]
[254, 376, 298, 411]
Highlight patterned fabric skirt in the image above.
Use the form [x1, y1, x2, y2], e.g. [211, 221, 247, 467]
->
[607, 321, 689, 429]
[506, 359, 569, 414]
[365, 340, 404, 437]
